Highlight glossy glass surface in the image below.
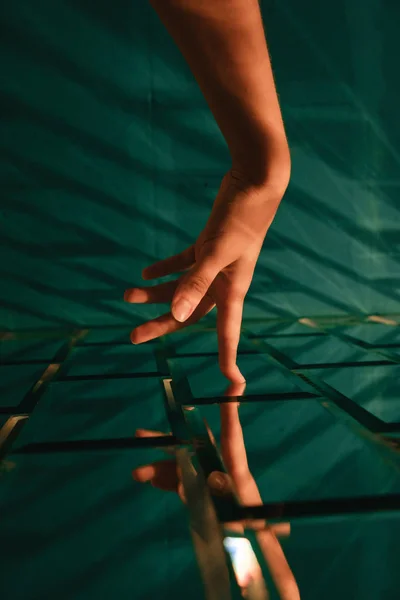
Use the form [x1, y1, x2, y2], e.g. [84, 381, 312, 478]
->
[1, 0, 400, 597]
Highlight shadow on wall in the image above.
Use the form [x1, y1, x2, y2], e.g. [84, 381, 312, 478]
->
[0, 0, 399, 330]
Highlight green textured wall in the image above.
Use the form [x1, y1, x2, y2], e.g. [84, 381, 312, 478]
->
[1, 2, 400, 600]
[1, 0, 399, 331]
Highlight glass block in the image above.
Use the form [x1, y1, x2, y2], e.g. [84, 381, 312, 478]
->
[0, 338, 64, 363]
[284, 513, 400, 600]
[170, 354, 314, 401]
[169, 330, 256, 355]
[78, 327, 139, 345]
[0, 450, 204, 600]
[244, 321, 321, 337]
[266, 335, 384, 367]
[198, 401, 400, 503]
[0, 364, 47, 408]
[340, 324, 400, 345]
[13, 377, 169, 447]
[308, 364, 400, 424]
[62, 344, 158, 377]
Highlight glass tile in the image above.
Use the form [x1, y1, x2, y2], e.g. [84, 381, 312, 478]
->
[0, 449, 204, 600]
[308, 364, 400, 424]
[62, 344, 158, 376]
[0, 364, 47, 408]
[198, 401, 400, 503]
[266, 335, 385, 366]
[13, 377, 169, 447]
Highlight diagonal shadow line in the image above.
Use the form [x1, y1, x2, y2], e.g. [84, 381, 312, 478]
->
[245, 293, 309, 318]
[0, 22, 151, 126]
[2, 10, 394, 328]
[23, 509, 188, 600]
[0, 149, 138, 221]
[0, 265, 133, 323]
[372, 342, 400, 349]
[300, 368, 396, 432]
[3, 485, 144, 562]
[1, 450, 122, 516]
[286, 185, 400, 262]
[245, 407, 352, 484]
[14, 434, 180, 453]
[288, 114, 359, 177]
[294, 359, 394, 370]
[0, 91, 221, 209]
[234, 493, 400, 521]
[66, 0, 155, 44]
[0, 96, 225, 199]
[254, 261, 360, 315]
[268, 334, 383, 367]
[1, 5, 396, 314]
[1, 194, 127, 260]
[0, 297, 73, 328]
[1, 158, 192, 312]
[1, 149, 196, 253]
[279, 2, 400, 176]
[56, 371, 160, 381]
[1, 18, 226, 168]
[188, 392, 316, 405]
[59, 350, 157, 379]
[269, 228, 400, 306]
[330, 329, 400, 355]
[0, 92, 146, 175]
[332, 363, 400, 425]
[0, 338, 62, 365]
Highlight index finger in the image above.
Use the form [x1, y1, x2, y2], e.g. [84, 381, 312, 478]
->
[216, 297, 246, 383]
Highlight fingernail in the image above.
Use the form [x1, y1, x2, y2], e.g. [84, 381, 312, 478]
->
[212, 473, 226, 490]
[172, 298, 193, 322]
[208, 471, 227, 492]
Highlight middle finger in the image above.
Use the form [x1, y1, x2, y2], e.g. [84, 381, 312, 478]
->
[124, 279, 178, 304]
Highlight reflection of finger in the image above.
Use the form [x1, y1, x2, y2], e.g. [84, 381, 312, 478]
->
[132, 464, 158, 482]
[142, 246, 196, 280]
[152, 462, 180, 492]
[132, 460, 178, 491]
[207, 471, 233, 497]
[135, 429, 169, 438]
[217, 298, 246, 383]
[124, 280, 178, 304]
[256, 529, 300, 600]
[270, 523, 291, 538]
[224, 381, 246, 398]
[177, 481, 186, 504]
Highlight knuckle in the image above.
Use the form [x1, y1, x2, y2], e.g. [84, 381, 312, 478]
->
[186, 274, 210, 295]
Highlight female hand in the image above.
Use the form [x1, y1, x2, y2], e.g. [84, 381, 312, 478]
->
[124, 169, 287, 382]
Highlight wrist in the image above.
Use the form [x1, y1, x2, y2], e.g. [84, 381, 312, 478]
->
[230, 135, 291, 195]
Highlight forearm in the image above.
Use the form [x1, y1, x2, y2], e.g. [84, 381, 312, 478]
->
[149, 0, 290, 187]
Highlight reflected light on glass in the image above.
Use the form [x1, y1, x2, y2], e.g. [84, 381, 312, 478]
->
[223, 536, 264, 590]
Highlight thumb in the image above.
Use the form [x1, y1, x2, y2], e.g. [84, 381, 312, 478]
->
[171, 256, 221, 322]
[207, 471, 233, 497]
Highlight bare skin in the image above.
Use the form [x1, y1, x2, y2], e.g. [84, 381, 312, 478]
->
[124, 1, 290, 382]
[132, 381, 300, 599]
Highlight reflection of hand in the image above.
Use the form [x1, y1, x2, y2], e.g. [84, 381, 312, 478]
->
[132, 428, 231, 504]
[133, 380, 299, 599]
[124, 170, 284, 383]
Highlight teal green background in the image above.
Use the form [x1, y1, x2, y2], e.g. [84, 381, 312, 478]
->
[1, 1, 400, 599]
[1, 0, 399, 331]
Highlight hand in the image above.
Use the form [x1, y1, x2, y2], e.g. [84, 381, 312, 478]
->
[132, 379, 299, 599]
[124, 169, 285, 383]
